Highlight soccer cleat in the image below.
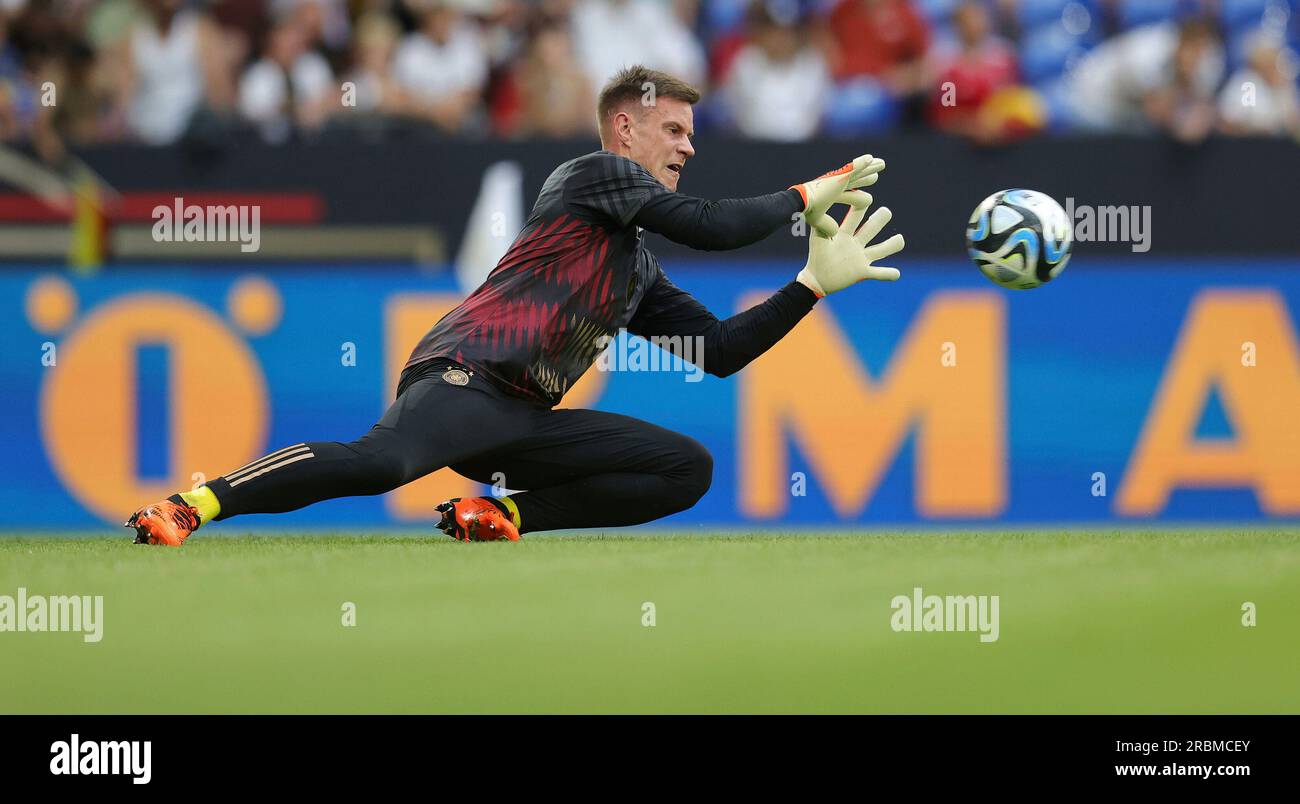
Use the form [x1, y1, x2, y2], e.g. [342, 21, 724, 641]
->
[435, 497, 521, 543]
[124, 500, 201, 547]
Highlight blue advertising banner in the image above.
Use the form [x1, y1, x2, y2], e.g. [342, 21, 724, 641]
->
[3, 259, 1299, 529]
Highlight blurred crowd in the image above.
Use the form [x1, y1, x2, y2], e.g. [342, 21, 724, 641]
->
[2, 0, 1298, 153]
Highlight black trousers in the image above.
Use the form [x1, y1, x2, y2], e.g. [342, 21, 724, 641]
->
[206, 364, 713, 533]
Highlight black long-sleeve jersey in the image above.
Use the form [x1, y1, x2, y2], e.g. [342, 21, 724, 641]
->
[402, 150, 819, 406]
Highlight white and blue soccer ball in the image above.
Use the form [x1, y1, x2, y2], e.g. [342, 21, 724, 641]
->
[966, 189, 1072, 290]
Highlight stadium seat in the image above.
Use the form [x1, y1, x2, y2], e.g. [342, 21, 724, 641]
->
[692, 95, 732, 134]
[1019, 22, 1089, 84]
[1220, 0, 1272, 30]
[1018, 0, 1071, 30]
[928, 23, 959, 54]
[1034, 77, 1079, 132]
[822, 78, 902, 135]
[1223, 24, 1298, 70]
[915, 0, 959, 26]
[1225, 28, 1253, 70]
[703, 0, 750, 39]
[1118, 0, 1180, 29]
[923, 22, 957, 55]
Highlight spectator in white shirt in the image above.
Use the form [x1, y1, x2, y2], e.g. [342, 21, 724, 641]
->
[272, 0, 352, 55]
[1142, 17, 1225, 143]
[1218, 33, 1299, 136]
[343, 12, 409, 115]
[113, 0, 235, 144]
[571, 0, 706, 90]
[723, 0, 829, 141]
[239, 15, 336, 143]
[1067, 17, 1223, 135]
[393, 0, 488, 133]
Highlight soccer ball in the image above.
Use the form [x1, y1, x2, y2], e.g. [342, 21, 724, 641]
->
[966, 189, 1072, 289]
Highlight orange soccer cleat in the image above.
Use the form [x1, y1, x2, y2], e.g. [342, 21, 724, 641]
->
[124, 500, 201, 546]
[435, 497, 521, 543]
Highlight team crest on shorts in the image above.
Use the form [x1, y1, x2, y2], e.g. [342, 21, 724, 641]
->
[442, 369, 470, 386]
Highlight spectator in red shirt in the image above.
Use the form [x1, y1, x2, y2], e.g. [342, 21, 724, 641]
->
[928, 0, 1020, 138]
[821, 0, 930, 95]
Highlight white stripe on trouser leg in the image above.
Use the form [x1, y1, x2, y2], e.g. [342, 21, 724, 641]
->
[226, 444, 310, 482]
[227, 451, 315, 487]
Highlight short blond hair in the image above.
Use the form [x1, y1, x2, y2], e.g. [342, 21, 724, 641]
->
[597, 65, 701, 138]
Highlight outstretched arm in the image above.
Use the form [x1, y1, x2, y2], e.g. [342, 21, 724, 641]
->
[627, 266, 820, 378]
[621, 153, 887, 251]
[631, 189, 804, 252]
[627, 191, 905, 376]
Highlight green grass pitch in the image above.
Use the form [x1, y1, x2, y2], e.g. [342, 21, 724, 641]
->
[2, 529, 1297, 713]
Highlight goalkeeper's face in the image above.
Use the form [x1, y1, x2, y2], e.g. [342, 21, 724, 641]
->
[627, 98, 695, 192]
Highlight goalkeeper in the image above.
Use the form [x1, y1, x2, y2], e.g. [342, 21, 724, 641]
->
[125, 65, 905, 546]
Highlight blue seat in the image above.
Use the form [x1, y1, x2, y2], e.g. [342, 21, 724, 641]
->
[929, 20, 957, 48]
[1118, 0, 1180, 29]
[1220, 0, 1271, 29]
[1225, 26, 1272, 70]
[1019, 0, 1071, 30]
[691, 95, 731, 134]
[1019, 22, 1089, 84]
[822, 78, 902, 135]
[1033, 76, 1079, 132]
[915, 0, 960, 26]
[703, 0, 749, 39]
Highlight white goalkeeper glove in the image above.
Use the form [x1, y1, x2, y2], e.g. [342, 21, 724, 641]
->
[796, 190, 905, 297]
[791, 154, 886, 239]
